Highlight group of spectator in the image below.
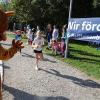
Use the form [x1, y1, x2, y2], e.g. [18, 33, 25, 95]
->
[46, 24, 67, 56]
[13, 23, 68, 57]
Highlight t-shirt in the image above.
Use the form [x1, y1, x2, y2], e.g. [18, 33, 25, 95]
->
[52, 28, 58, 40]
[15, 34, 22, 40]
[29, 33, 33, 41]
[32, 37, 44, 51]
[26, 29, 32, 39]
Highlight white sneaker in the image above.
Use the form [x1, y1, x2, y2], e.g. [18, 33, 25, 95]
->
[35, 65, 38, 70]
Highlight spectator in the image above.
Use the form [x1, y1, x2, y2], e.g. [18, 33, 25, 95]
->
[32, 27, 36, 40]
[28, 29, 33, 45]
[47, 24, 52, 48]
[62, 24, 67, 38]
[13, 22, 16, 32]
[52, 25, 59, 41]
[15, 30, 22, 53]
[61, 24, 67, 57]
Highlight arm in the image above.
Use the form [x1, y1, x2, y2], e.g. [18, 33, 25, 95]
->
[0, 45, 17, 60]
[0, 39, 24, 60]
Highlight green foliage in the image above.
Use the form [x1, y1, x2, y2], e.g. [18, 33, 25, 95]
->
[72, 0, 94, 17]
[11, 0, 70, 26]
[93, 0, 100, 16]
[4, 0, 100, 28]
[0, 2, 13, 11]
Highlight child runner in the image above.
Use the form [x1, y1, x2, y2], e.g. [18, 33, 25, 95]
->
[32, 31, 44, 70]
[28, 29, 33, 45]
[15, 30, 22, 53]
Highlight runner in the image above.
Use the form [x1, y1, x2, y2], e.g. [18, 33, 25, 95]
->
[32, 31, 44, 70]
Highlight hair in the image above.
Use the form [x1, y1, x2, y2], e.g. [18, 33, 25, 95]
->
[36, 30, 44, 36]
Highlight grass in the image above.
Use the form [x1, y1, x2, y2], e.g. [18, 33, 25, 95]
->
[7, 32, 27, 43]
[44, 42, 100, 79]
[7, 33, 100, 79]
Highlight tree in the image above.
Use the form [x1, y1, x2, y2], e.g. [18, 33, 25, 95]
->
[93, 0, 100, 16]
[10, 0, 96, 28]
[72, 0, 94, 18]
[11, 0, 70, 27]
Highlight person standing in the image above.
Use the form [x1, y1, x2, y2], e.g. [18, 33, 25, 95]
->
[13, 22, 16, 32]
[61, 24, 67, 57]
[47, 24, 52, 48]
[52, 25, 59, 41]
[28, 29, 33, 45]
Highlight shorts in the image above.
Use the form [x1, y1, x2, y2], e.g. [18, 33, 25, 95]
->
[34, 50, 42, 53]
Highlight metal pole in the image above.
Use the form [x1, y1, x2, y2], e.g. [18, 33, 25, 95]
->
[65, 0, 73, 58]
[68, 0, 73, 19]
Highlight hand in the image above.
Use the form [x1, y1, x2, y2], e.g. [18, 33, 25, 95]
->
[12, 39, 24, 50]
[32, 45, 38, 48]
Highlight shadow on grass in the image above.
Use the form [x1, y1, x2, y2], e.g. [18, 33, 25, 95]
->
[4, 84, 69, 100]
[69, 54, 100, 65]
[70, 49, 100, 58]
[40, 68, 100, 89]
[44, 46, 100, 65]
[44, 52, 61, 58]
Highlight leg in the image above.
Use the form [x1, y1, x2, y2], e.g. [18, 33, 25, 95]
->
[38, 53, 43, 60]
[54, 49, 57, 55]
[35, 53, 43, 70]
[35, 53, 39, 70]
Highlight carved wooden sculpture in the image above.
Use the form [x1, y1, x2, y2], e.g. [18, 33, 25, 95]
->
[0, 9, 24, 100]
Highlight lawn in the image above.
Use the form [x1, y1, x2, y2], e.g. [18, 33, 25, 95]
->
[44, 42, 100, 79]
[7, 32, 100, 79]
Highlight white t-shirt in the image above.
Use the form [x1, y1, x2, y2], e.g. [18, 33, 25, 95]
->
[26, 29, 32, 39]
[29, 33, 33, 40]
[52, 28, 59, 40]
[32, 37, 44, 51]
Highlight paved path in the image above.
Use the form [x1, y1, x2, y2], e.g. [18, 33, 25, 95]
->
[2, 39, 100, 100]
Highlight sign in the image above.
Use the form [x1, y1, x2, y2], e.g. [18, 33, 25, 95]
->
[68, 18, 100, 38]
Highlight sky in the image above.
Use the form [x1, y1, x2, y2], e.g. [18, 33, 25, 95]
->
[0, 0, 11, 3]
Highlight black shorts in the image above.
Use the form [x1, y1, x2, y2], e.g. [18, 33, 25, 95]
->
[34, 50, 42, 53]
